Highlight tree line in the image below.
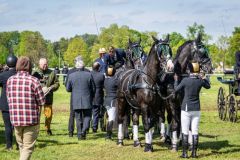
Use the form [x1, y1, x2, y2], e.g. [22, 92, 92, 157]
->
[0, 22, 239, 68]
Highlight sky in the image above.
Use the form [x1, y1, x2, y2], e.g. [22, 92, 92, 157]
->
[0, 0, 239, 42]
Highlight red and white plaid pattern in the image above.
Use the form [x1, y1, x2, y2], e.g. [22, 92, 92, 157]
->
[7, 71, 45, 126]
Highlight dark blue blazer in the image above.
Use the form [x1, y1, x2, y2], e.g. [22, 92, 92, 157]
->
[174, 75, 210, 111]
[91, 70, 105, 106]
[66, 69, 96, 110]
[95, 55, 108, 73]
[106, 49, 126, 68]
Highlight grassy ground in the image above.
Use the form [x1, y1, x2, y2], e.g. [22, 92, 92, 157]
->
[1, 76, 240, 160]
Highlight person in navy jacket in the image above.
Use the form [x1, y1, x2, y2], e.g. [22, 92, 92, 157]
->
[174, 62, 210, 158]
[94, 48, 108, 73]
[106, 46, 126, 69]
[0, 54, 17, 150]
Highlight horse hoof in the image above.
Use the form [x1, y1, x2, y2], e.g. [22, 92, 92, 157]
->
[133, 141, 141, 148]
[160, 136, 166, 142]
[170, 146, 178, 152]
[117, 141, 124, 147]
[164, 136, 172, 145]
[144, 143, 153, 152]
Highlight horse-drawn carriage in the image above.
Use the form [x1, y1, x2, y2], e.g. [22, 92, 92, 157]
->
[217, 69, 240, 122]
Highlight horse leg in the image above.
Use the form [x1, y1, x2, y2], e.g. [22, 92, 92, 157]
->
[132, 109, 141, 147]
[169, 100, 181, 152]
[117, 98, 126, 146]
[159, 101, 166, 142]
[164, 104, 172, 145]
[141, 105, 153, 152]
[123, 107, 130, 139]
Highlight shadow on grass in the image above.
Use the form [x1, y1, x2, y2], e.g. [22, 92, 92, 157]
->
[36, 139, 78, 148]
[199, 133, 218, 139]
[199, 140, 240, 157]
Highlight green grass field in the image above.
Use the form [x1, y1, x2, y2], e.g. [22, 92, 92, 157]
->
[1, 76, 240, 160]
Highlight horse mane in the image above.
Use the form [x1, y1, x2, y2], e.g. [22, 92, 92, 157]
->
[174, 40, 193, 60]
[145, 42, 156, 63]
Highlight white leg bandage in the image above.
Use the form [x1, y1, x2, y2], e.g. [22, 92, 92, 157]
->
[118, 124, 123, 141]
[160, 123, 165, 135]
[133, 125, 139, 141]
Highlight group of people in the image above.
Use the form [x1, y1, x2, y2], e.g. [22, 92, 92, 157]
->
[0, 45, 216, 160]
[65, 46, 123, 140]
[0, 55, 59, 160]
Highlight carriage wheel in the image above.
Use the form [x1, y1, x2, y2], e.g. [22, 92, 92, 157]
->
[217, 87, 226, 120]
[228, 95, 237, 122]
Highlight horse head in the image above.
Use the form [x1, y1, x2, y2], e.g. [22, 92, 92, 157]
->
[127, 38, 145, 69]
[151, 35, 173, 72]
[174, 34, 213, 74]
[143, 35, 173, 81]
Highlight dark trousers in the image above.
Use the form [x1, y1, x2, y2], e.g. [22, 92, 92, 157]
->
[1, 111, 13, 148]
[68, 104, 75, 134]
[92, 105, 100, 130]
[75, 109, 92, 138]
[63, 76, 67, 85]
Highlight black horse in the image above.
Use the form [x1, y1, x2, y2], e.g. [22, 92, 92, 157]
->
[113, 38, 147, 139]
[116, 36, 173, 152]
[157, 34, 213, 151]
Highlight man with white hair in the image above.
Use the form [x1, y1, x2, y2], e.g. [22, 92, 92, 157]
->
[66, 56, 96, 140]
[32, 58, 59, 136]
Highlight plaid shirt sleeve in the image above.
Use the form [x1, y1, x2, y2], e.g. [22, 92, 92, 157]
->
[34, 80, 45, 106]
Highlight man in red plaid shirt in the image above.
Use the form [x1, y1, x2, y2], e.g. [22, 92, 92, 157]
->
[7, 56, 45, 160]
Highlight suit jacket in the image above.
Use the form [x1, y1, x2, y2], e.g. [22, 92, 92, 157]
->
[91, 70, 105, 106]
[95, 54, 108, 73]
[174, 75, 210, 111]
[106, 49, 126, 68]
[0, 68, 16, 111]
[66, 68, 96, 110]
[32, 68, 59, 105]
[104, 76, 118, 107]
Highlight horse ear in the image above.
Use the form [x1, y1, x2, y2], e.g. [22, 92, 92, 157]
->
[152, 36, 159, 43]
[164, 34, 170, 43]
[196, 33, 202, 43]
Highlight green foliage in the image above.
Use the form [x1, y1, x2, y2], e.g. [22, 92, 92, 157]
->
[91, 24, 158, 60]
[0, 44, 8, 64]
[186, 22, 212, 44]
[1, 76, 240, 159]
[64, 37, 89, 67]
[18, 31, 48, 65]
[168, 32, 185, 56]
[229, 33, 240, 66]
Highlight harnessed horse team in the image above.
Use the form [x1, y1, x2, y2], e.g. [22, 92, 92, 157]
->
[113, 34, 213, 152]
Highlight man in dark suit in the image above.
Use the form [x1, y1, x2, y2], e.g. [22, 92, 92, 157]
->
[0, 54, 17, 150]
[106, 46, 126, 69]
[65, 65, 90, 137]
[91, 62, 105, 133]
[66, 56, 96, 140]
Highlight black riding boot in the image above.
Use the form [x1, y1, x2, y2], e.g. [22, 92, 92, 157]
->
[106, 121, 113, 140]
[191, 135, 199, 158]
[180, 134, 188, 158]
